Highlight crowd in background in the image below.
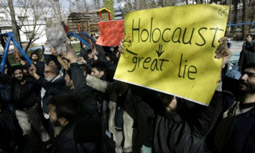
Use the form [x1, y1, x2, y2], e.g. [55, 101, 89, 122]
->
[0, 34, 254, 153]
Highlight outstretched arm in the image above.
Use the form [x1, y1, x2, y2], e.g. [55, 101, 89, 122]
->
[50, 46, 69, 70]
[64, 40, 92, 96]
[190, 37, 232, 136]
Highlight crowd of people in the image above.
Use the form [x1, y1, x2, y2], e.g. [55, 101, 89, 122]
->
[0, 33, 254, 153]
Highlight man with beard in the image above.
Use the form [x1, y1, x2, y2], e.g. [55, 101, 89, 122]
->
[30, 64, 70, 117]
[30, 52, 45, 77]
[212, 63, 255, 153]
[238, 34, 255, 70]
[47, 93, 81, 153]
[47, 93, 101, 153]
[0, 65, 50, 152]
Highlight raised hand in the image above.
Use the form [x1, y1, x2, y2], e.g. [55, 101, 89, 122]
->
[215, 37, 232, 68]
[50, 46, 58, 57]
[63, 40, 77, 63]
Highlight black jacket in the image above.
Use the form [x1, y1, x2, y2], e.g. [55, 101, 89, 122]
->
[152, 91, 222, 153]
[48, 123, 80, 153]
[130, 85, 222, 153]
[70, 63, 99, 120]
[0, 73, 41, 110]
[48, 121, 101, 153]
[37, 75, 70, 113]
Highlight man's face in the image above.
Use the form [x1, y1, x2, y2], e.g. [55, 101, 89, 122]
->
[48, 61, 56, 66]
[247, 35, 253, 42]
[161, 95, 178, 115]
[44, 66, 56, 81]
[13, 69, 24, 82]
[239, 67, 255, 93]
[31, 54, 38, 61]
[91, 67, 104, 79]
[48, 104, 61, 126]
[88, 53, 93, 59]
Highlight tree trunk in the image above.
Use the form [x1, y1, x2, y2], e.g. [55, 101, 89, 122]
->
[136, 0, 140, 10]
[8, 0, 22, 46]
[24, 32, 35, 53]
[226, 0, 232, 33]
[97, 0, 100, 8]
[57, 0, 62, 21]
[233, 0, 238, 34]
[83, 0, 87, 12]
[161, 0, 166, 7]
[243, 0, 249, 39]
[94, 0, 100, 9]
[169, 0, 175, 6]
[249, 15, 254, 31]
[140, 0, 145, 9]
[186, 0, 189, 5]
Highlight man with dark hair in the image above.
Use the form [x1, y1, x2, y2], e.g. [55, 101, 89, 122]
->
[0, 65, 50, 152]
[30, 52, 45, 77]
[47, 93, 100, 153]
[211, 63, 255, 153]
[91, 61, 107, 80]
[238, 34, 255, 71]
[48, 93, 81, 128]
[29, 64, 70, 118]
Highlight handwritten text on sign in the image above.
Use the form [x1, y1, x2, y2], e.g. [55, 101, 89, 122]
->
[114, 4, 229, 105]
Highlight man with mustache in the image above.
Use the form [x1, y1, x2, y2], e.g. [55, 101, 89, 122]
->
[212, 63, 255, 153]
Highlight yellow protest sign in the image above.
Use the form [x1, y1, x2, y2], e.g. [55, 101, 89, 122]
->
[114, 4, 229, 106]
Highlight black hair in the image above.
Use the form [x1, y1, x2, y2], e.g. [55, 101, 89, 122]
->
[30, 52, 38, 57]
[11, 65, 23, 74]
[246, 34, 254, 41]
[91, 61, 106, 73]
[20, 56, 26, 61]
[242, 63, 255, 71]
[87, 49, 92, 54]
[49, 93, 81, 123]
[105, 51, 118, 64]
[247, 34, 253, 38]
[79, 64, 87, 72]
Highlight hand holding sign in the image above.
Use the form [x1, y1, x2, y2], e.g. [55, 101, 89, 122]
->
[50, 46, 58, 57]
[214, 37, 232, 68]
[63, 42, 77, 64]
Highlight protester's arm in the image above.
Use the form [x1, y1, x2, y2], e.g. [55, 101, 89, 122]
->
[89, 39, 108, 63]
[15, 54, 27, 66]
[64, 41, 94, 96]
[187, 88, 222, 137]
[86, 74, 108, 93]
[189, 37, 232, 136]
[77, 57, 87, 65]
[50, 46, 69, 70]
[29, 64, 40, 80]
[28, 64, 49, 88]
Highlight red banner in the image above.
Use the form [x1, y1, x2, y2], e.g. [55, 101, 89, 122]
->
[96, 20, 124, 46]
